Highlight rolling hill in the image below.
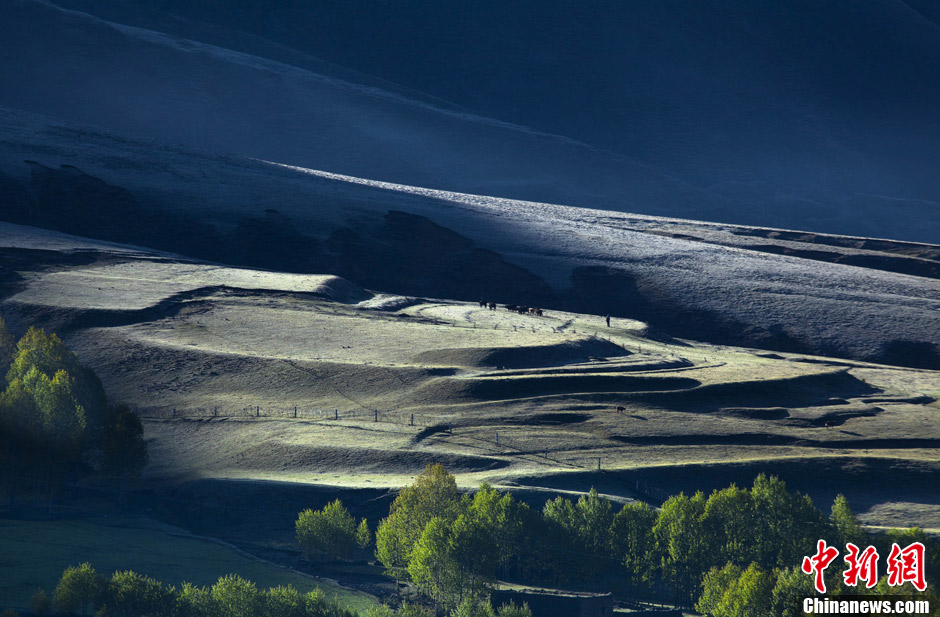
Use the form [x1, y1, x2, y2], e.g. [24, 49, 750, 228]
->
[2, 0, 940, 241]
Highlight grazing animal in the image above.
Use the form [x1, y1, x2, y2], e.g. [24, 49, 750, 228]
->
[488, 302, 497, 310]
[534, 308, 543, 316]
[517, 306, 529, 314]
[824, 421, 835, 428]
[505, 304, 517, 312]
[616, 406, 626, 414]
[479, 300, 486, 307]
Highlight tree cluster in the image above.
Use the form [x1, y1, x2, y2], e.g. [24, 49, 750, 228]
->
[296, 499, 371, 562]
[0, 318, 148, 507]
[362, 465, 939, 613]
[695, 494, 940, 617]
[48, 562, 357, 617]
[372, 465, 527, 611]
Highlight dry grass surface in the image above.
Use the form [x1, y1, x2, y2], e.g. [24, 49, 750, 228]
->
[2, 247, 937, 533]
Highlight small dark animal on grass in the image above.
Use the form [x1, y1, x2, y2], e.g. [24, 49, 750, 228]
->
[616, 406, 626, 414]
[505, 304, 517, 311]
[479, 300, 486, 307]
[488, 302, 497, 310]
[824, 421, 835, 428]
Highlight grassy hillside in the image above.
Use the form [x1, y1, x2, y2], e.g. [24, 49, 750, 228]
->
[0, 231, 936, 537]
[41, 0, 940, 242]
[0, 517, 377, 613]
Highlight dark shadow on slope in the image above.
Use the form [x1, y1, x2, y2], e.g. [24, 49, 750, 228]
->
[511, 457, 940, 514]
[876, 340, 940, 370]
[12, 161, 227, 257]
[568, 264, 816, 355]
[323, 210, 558, 306]
[2, 162, 560, 310]
[738, 243, 940, 279]
[412, 339, 628, 369]
[3, 161, 936, 370]
[628, 370, 878, 413]
[416, 374, 700, 403]
[144, 478, 397, 546]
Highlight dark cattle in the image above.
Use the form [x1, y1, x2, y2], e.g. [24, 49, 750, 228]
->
[488, 302, 497, 310]
[517, 306, 529, 314]
[505, 304, 517, 312]
[534, 308, 543, 316]
[479, 300, 486, 307]
[615, 406, 626, 414]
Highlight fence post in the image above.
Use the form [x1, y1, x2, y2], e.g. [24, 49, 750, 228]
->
[410, 413, 414, 426]
[374, 409, 378, 422]
[597, 457, 601, 471]
[256, 406, 260, 417]
[213, 407, 217, 417]
[294, 406, 297, 418]
[172, 408, 176, 418]
[495, 431, 499, 445]
[334, 409, 338, 420]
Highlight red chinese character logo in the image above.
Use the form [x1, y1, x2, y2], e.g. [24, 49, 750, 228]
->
[886, 542, 927, 591]
[802, 539, 840, 593]
[843, 543, 879, 588]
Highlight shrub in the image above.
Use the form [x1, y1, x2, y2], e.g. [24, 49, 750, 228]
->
[297, 499, 357, 561]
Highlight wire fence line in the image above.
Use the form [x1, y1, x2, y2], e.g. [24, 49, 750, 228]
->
[132, 408, 674, 506]
[137, 405, 442, 426]
[137, 407, 671, 501]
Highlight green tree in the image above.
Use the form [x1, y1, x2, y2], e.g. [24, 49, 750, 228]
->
[0, 376, 41, 505]
[54, 563, 104, 617]
[363, 606, 394, 617]
[495, 601, 532, 617]
[769, 567, 816, 617]
[541, 488, 615, 582]
[99, 570, 175, 617]
[750, 475, 826, 569]
[211, 575, 259, 617]
[397, 602, 435, 617]
[356, 518, 372, 550]
[450, 484, 522, 598]
[408, 517, 461, 609]
[29, 588, 51, 616]
[296, 499, 358, 561]
[26, 367, 86, 507]
[176, 583, 217, 617]
[653, 491, 708, 607]
[100, 403, 149, 509]
[697, 563, 743, 617]
[701, 485, 757, 567]
[829, 494, 867, 549]
[874, 527, 940, 591]
[697, 562, 774, 617]
[610, 500, 657, 587]
[101, 404, 149, 480]
[574, 488, 614, 558]
[376, 464, 461, 581]
[375, 508, 412, 584]
[264, 585, 306, 617]
[449, 598, 494, 617]
[6, 327, 105, 431]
